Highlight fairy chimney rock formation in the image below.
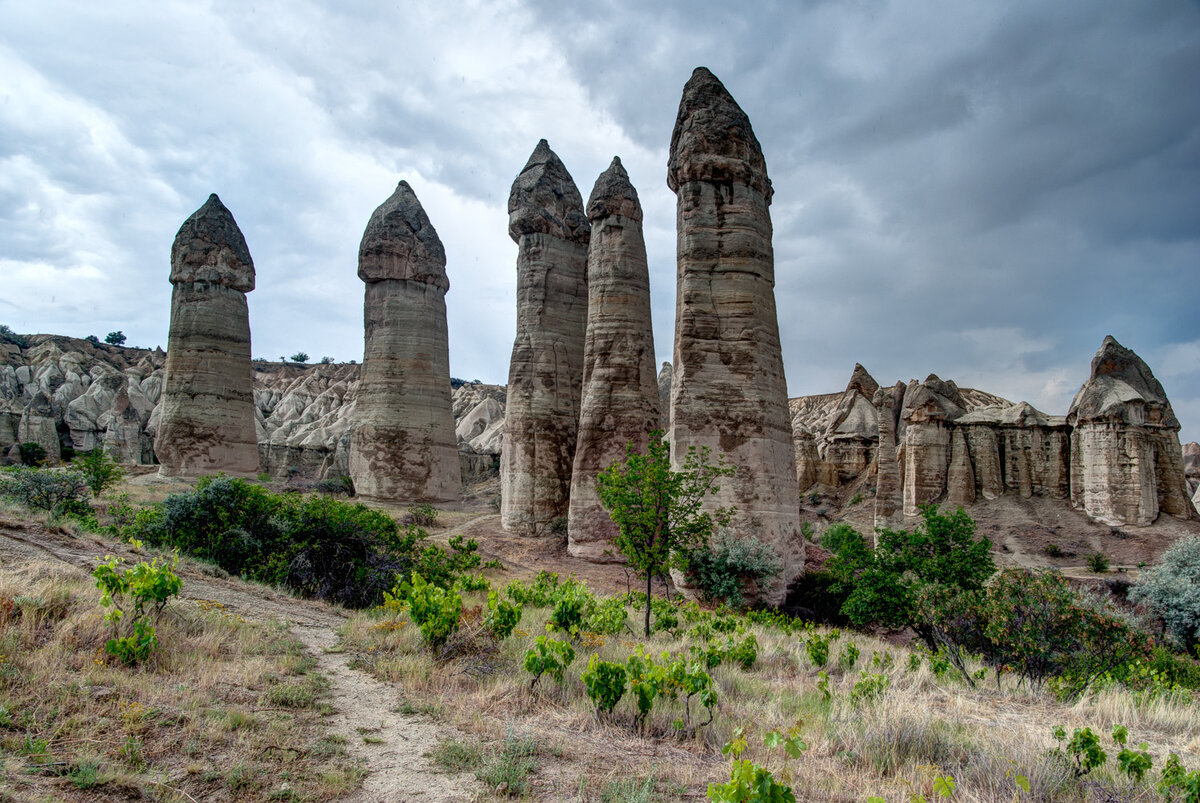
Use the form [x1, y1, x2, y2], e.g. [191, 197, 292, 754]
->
[873, 382, 905, 531]
[156, 194, 259, 477]
[501, 140, 591, 536]
[568, 157, 660, 561]
[1067, 336, 1194, 525]
[900, 375, 965, 515]
[667, 67, 803, 605]
[349, 181, 460, 504]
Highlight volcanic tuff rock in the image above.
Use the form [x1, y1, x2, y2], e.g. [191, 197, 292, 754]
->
[872, 382, 904, 531]
[501, 140, 590, 537]
[667, 67, 803, 605]
[568, 157, 661, 561]
[1, 336, 505, 488]
[349, 181, 460, 504]
[656, 362, 673, 432]
[155, 194, 259, 477]
[1067, 336, 1194, 525]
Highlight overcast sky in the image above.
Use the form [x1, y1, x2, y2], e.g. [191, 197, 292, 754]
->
[3, 1, 1198, 441]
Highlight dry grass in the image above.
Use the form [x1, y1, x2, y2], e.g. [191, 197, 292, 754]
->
[340, 584, 1200, 802]
[0, 559, 361, 802]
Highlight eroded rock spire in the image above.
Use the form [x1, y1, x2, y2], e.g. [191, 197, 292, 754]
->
[156, 194, 259, 477]
[667, 68, 803, 605]
[349, 181, 459, 504]
[568, 157, 660, 560]
[500, 140, 590, 536]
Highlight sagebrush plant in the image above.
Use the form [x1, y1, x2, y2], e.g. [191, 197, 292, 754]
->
[93, 553, 182, 663]
[0, 466, 91, 516]
[684, 529, 782, 609]
[1130, 536, 1200, 652]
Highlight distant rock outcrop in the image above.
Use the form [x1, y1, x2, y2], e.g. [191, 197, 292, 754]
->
[567, 157, 660, 562]
[1067, 336, 1194, 525]
[667, 67, 803, 605]
[155, 194, 259, 478]
[349, 181, 460, 504]
[500, 140, 590, 537]
[795, 337, 1197, 529]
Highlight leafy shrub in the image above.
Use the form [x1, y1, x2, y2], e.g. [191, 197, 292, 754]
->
[685, 530, 782, 609]
[522, 636, 575, 688]
[484, 591, 522, 640]
[0, 466, 90, 514]
[289, 352, 309, 363]
[727, 634, 759, 671]
[125, 476, 480, 607]
[838, 641, 860, 672]
[93, 554, 182, 664]
[17, 442, 47, 467]
[505, 571, 559, 607]
[1052, 725, 1106, 777]
[582, 655, 627, 715]
[547, 578, 595, 635]
[0, 324, 28, 348]
[584, 596, 629, 635]
[709, 727, 798, 802]
[105, 331, 126, 345]
[406, 503, 438, 526]
[395, 572, 461, 649]
[73, 448, 125, 496]
[1087, 552, 1110, 573]
[804, 629, 840, 668]
[1130, 536, 1200, 651]
[849, 671, 890, 705]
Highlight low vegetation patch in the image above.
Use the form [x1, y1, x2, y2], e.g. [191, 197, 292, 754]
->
[0, 561, 359, 801]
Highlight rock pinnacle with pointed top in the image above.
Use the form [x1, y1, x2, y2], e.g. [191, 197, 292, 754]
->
[501, 141, 591, 537]
[667, 68, 802, 605]
[156, 194, 260, 477]
[568, 157, 660, 560]
[349, 181, 459, 504]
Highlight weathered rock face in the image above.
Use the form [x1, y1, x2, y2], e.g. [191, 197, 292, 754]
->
[155, 194, 260, 477]
[667, 67, 803, 605]
[873, 382, 904, 531]
[900, 375, 964, 516]
[501, 140, 591, 537]
[1067, 336, 1195, 525]
[349, 181, 460, 504]
[956, 403, 1071, 502]
[657, 362, 673, 432]
[258, 363, 359, 482]
[567, 157, 661, 562]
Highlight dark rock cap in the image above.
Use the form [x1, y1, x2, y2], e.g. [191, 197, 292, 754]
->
[1068, 335, 1177, 427]
[507, 139, 590, 245]
[358, 180, 449, 290]
[846, 363, 879, 399]
[586, 156, 642, 223]
[667, 67, 772, 199]
[170, 194, 255, 291]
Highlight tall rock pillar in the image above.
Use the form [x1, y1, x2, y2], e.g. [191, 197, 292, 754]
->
[873, 382, 904, 533]
[349, 181, 460, 504]
[567, 157, 660, 561]
[156, 194, 259, 477]
[667, 67, 803, 605]
[501, 140, 591, 536]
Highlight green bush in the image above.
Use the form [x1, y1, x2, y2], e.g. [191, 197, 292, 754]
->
[522, 636, 575, 688]
[123, 476, 481, 607]
[505, 571, 559, 607]
[684, 530, 782, 609]
[582, 655, 627, 715]
[1087, 552, 1110, 573]
[394, 572, 461, 649]
[484, 591, 522, 641]
[73, 448, 125, 496]
[0, 324, 28, 348]
[93, 554, 182, 664]
[0, 466, 90, 515]
[18, 442, 47, 467]
[547, 577, 595, 635]
[1130, 536, 1200, 652]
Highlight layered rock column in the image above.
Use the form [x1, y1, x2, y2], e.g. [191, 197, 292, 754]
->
[1067, 336, 1195, 525]
[567, 157, 661, 561]
[873, 382, 904, 532]
[349, 181, 460, 504]
[667, 67, 803, 605]
[501, 140, 591, 536]
[156, 194, 259, 477]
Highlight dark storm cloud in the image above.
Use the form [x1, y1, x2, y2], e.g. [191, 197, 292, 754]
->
[2, 0, 1198, 441]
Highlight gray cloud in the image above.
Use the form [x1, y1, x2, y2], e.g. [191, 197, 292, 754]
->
[1, 0, 1198, 443]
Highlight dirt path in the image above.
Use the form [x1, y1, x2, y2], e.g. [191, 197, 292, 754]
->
[0, 514, 480, 802]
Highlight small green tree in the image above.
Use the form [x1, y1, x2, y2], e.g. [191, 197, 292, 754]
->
[596, 432, 735, 636]
[104, 331, 126, 346]
[73, 448, 126, 497]
[289, 352, 310, 363]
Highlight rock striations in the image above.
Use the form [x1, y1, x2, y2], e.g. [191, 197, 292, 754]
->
[1067, 336, 1194, 525]
[667, 68, 803, 604]
[567, 157, 660, 561]
[155, 194, 260, 477]
[500, 140, 591, 536]
[349, 181, 460, 504]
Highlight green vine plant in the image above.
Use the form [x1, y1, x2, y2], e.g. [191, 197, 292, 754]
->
[522, 635, 575, 690]
[581, 654, 627, 719]
[93, 554, 182, 664]
[707, 725, 803, 802]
